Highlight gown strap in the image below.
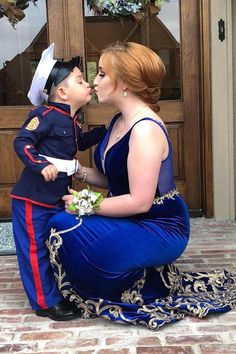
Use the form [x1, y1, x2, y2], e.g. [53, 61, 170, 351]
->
[131, 117, 169, 138]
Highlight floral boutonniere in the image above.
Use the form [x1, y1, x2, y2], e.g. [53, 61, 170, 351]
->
[68, 187, 104, 218]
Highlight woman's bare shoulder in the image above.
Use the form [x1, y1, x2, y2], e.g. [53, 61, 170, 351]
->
[132, 113, 167, 135]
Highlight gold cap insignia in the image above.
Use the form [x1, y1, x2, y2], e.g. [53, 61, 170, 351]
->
[25, 117, 40, 131]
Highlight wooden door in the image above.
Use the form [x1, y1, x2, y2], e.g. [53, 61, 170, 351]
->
[0, 0, 85, 219]
[80, 0, 211, 215]
[0, 0, 212, 219]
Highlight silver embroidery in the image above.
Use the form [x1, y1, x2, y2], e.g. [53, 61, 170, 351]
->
[153, 189, 180, 205]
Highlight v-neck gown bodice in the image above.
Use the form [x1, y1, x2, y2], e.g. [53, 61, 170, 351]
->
[45, 114, 236, 330]
[95, 113, 176, 198]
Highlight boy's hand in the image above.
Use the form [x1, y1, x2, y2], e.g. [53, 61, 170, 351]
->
[41, 164, 58, 181]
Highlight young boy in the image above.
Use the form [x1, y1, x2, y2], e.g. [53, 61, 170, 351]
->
[11, 43, 106, 321]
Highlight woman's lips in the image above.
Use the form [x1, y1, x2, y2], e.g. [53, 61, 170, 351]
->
[89, 85, 97, 94]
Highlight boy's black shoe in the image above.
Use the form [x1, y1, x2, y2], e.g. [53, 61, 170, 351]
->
[36, 300, 82, 321]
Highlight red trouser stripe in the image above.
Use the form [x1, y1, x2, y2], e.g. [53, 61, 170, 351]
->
[25, 201, 47, 309]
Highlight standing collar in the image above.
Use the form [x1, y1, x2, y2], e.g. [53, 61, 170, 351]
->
[47, 101, 71, 115]
[46, 101, 81, 118]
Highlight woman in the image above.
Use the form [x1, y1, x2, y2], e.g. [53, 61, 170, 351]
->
[46, 42, 236, 329]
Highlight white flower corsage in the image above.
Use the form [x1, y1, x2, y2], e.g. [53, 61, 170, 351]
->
[68, 187, 104, 218]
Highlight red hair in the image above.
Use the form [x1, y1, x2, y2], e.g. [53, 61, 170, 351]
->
[101, 42, 166, 112]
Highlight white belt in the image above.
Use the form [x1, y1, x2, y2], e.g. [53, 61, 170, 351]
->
[39, 155, 79, 176]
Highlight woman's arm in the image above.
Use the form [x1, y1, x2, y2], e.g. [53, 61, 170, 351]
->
[76, 166, 108, 189]
[65, 121, 168, 217]
[95, 120, 169, 217]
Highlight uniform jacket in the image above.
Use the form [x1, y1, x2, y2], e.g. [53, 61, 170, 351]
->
[11, 101, 106, 206]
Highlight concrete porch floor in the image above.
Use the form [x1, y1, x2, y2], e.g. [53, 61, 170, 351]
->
[0, 217, 236, 354]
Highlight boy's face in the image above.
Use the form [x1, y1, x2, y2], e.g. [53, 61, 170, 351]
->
[62, 67, 92, 107]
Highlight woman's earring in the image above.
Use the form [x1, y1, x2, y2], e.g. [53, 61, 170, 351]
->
[123, 90, 127, 97]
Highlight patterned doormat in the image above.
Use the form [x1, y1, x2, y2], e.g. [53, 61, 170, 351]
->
[0, 222, 16, 255]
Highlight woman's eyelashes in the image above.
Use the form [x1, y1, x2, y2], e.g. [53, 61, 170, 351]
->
[98, 71, 105, 77]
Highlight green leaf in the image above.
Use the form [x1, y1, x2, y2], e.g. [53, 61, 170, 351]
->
[93, 193, 104, 209]
[68, 203, 77, 212]
[155, 0, 163, 7]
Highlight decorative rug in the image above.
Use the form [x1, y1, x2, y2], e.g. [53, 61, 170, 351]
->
[0, 222, 16, 255]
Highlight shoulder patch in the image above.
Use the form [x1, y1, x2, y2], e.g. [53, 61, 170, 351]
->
[25, 117, 40, 130]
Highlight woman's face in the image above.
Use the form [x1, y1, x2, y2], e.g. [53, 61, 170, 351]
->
[93, 55, 118, 104]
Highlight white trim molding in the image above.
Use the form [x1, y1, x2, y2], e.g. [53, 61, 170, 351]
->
[211, 0, 235, 220]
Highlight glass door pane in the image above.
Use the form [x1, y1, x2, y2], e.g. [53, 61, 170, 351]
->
[84, 0, 180, 101]
[0, 0, 47, 106]
[152, 0, 180, 100]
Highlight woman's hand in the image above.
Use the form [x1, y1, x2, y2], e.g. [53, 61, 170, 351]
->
[62, 188, 76, 213]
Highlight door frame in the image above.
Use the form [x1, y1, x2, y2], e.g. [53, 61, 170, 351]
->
[0, 0, 213, 218]
[199, 0, 213, 217]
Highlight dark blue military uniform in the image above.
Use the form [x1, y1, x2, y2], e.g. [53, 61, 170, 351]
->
[12, 101, 106, 205]
[11, 101, 106, 310]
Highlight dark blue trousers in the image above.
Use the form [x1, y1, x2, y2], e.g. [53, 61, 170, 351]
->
[12, 199, 64, 310]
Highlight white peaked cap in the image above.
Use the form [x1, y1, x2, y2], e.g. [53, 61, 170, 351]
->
[27, 43, 57, 106]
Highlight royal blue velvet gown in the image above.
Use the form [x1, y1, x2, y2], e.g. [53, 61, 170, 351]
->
[45, 115, 236, 329]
